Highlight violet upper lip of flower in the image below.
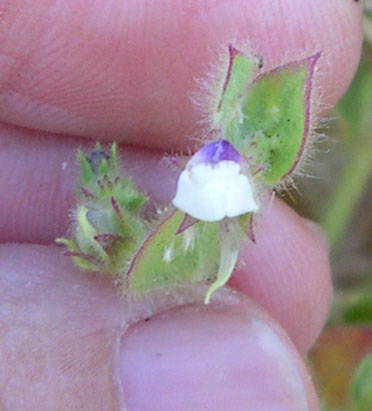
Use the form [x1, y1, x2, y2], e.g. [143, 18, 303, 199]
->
[172, 140, 259, 222]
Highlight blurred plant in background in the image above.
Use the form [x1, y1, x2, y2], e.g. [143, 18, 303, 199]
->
[291, 5, 372, 410]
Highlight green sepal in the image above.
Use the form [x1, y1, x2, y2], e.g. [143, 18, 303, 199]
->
[213, 45, 261, 129]
[75, 205, 109, 262]
[127, 210, 245, 303]
[204, 219, 242, 304]
[98, 157, 109, 176]
[127, 210, 220, 295]
[55, 237, 101, 271]
[77, 151, 95, 187]
[110, 142, 119, 171]
[216, 49, 320, 184]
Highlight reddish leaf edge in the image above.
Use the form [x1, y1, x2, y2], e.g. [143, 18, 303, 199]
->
[251, 51, 322, 179]
[216, 44, 244, 112]
[215, 46, 321, 180]
[283, 52, 321, 177]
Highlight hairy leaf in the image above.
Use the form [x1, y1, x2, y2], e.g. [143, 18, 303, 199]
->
[217, 50, 320, 184]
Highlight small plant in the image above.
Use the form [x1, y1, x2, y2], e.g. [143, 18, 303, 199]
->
[57, 45, 321, 303]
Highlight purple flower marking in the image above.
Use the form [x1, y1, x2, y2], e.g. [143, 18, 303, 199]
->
[188, 139, 241, 168]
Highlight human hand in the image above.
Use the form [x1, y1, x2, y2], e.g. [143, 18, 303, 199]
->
[0, 0, 363, 409]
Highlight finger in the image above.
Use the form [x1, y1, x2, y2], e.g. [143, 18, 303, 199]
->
[0, 244, 318, 410]
[231, 198, 332, 353]
[0, 0, 363, 149]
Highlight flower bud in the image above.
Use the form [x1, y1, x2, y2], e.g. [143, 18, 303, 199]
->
[56, 143, 147, 273]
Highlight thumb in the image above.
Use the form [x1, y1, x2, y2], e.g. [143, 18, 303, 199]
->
[120, 303, 318, 411]
[1, 245, 317, 410]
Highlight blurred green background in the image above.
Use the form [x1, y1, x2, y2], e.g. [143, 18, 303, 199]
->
[286, 6, 372, 410]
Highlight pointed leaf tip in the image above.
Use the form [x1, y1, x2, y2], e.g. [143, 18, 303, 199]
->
[213, 46, 262, 129]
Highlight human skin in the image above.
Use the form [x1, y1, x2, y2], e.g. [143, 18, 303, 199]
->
[0, 0, 364, 410]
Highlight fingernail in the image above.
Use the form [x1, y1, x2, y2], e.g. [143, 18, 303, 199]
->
[119, 305, 309, 410]
[304, 219, 330, 253]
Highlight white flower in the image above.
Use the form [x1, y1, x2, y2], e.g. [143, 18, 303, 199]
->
[172, 140, 258, 222]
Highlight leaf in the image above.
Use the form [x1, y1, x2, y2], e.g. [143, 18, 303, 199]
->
[220, 51, 321, 184]
[351, 355, 372, 403]
[127, 210, 220, 295]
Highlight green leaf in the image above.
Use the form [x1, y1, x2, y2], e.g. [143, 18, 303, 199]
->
[351, 355, 372, 403]
[221, 52, 320, 184]
[127, 210, 220, 295]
